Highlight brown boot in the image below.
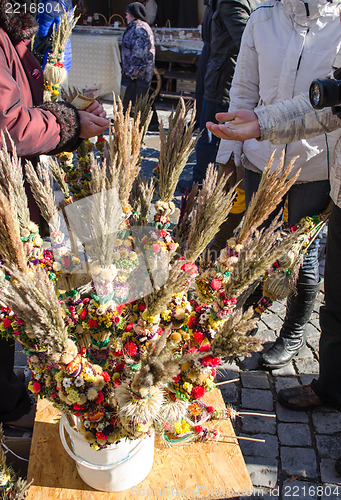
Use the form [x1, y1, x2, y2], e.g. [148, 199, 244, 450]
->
[277, 384, 324, 411]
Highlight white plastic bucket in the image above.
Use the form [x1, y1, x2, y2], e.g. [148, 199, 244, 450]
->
[59, 414, 155, 492]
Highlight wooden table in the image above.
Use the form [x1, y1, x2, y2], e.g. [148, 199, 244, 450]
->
[26, 390, 252, 499]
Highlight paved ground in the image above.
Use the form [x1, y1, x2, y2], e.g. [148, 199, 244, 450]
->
[11, 100, 341, 499]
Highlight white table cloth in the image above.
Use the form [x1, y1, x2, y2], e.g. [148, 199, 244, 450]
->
[68, 33, 121, 99]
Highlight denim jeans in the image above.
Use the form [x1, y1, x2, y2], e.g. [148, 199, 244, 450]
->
[193, 99, 228, 184]
[244, 168, 330, 285]
[313, 204, 341, 408]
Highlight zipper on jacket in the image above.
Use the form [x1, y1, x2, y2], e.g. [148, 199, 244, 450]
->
[296, 28, 309, 71]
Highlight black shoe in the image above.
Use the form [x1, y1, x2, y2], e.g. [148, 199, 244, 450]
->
[277, 384, 324, 411]
[259, 336, 303, 370]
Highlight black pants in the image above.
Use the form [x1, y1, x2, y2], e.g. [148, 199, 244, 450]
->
[0, 338, 31, 422]
[121, 76, 150, 112]
[313, 204, 341, 408]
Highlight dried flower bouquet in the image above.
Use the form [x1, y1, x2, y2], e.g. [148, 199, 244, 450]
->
[0, 101, 326, 451]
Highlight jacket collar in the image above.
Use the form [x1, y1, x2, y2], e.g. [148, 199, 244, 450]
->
[281, 0, 340, 26]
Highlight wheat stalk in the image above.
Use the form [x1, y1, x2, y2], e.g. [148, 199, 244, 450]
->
[237, 151, 300, 245]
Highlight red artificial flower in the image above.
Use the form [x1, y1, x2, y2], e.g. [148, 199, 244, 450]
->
[194, 425, 202, 433]
[83, 298, 90, 304]
[110, 416, 117, 425]
[88, 319, 98, 328]
[125, 323, 134, 331]
[113, 378, 121, 387]
[55, 62, 64, 68]
[225, 408, 231, 418]
[211, 368, 216, 378]
[187, 315, 196, 328]
[194, 332, 204, 343]
[138, 303, 146, 312]
[95, 391, 104, 404]
[172, 374, 181, 383]
[199, 344, 210, 353]
[3, 318, 12, 328]
[113, 316, 120, 324]
[192, 386, 205, 399]
[73, 403, 84, 411]
[102, 372, 110, 382]
[207, 406, 215, 413]
[211, 357, 222, 367]
[96, 432, 107, 441]
[210, 278, 222, 291]
[181, 262, 198, 275]
[201, 355, 213, 367]
[187, 347, 198, 354]
[113, 350, 123, 357]
[32, 381, 41, 393]
[152, 243, 161, 253]
[116, 303, 126, 315]
[80, 309, 87, 320]
[124, 342, 138, 356]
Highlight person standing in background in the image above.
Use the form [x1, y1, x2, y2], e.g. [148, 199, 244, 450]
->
[35, 0, 73, 73]
[215, 0, 341, 371]
[194, 0, 216, 128]
[191, 0, 260, 187]
[120, 2, 155, 111]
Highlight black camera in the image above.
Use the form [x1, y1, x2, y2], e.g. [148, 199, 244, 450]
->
[309, 68, 341, 109]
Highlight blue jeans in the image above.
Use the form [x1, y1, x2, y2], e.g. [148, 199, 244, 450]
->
[193, 99, 227, 184]
[244, 168, 330, 285]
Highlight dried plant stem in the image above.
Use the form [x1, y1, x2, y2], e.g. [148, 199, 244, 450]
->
[0, 192, 27, 272]
[185, 164, 236, 262]
[238, 151, 300, 245]
[158, 98, 198, 203]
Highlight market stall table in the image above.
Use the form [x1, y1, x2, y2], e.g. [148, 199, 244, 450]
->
[26, 390, 253, 499]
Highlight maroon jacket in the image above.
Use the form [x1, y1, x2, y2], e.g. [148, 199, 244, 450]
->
[0, 5, 81, 223]
[0, 0, 81, 156]
[0, 27, 80, 157]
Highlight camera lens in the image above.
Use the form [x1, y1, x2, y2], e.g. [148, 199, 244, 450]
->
[309, 81, 322, 108]
[309, 78, 341, 109]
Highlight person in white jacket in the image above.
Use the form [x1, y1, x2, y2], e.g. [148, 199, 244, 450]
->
[207, 90, 341, 475]
[215, 0, 341, 371]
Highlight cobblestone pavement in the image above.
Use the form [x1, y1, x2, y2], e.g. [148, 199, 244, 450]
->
[13, 102, 340, 499]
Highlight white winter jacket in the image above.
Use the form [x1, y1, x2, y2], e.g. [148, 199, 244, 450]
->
[216, 0, 341, 182]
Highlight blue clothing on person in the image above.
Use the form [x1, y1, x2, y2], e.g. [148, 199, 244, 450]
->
[36, 0, 73, 73]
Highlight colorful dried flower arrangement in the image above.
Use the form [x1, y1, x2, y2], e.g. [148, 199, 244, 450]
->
[0, 100, 328, 453]
[43, 8, 79, 102]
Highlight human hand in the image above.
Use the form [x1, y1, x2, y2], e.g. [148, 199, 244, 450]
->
[78, 111, 110, 139]
[206, 110, 261, 141]
[84, 100, 107, 118]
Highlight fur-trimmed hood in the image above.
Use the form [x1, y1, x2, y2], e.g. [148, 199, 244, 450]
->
[0, 0, 38, 44]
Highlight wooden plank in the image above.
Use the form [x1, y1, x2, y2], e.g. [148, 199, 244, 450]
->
[26, 390, 252, 499]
